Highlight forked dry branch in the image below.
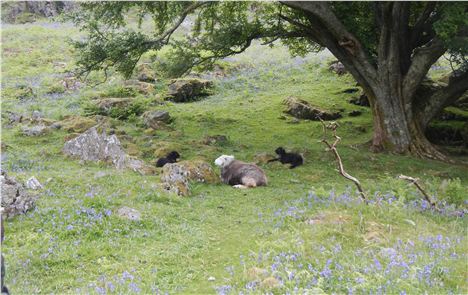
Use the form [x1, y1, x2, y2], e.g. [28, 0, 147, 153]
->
[320, 118, 367, 203]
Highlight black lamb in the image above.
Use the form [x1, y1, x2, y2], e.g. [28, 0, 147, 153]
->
[268, 147, 303, 169]
[156, 151, 180, 167]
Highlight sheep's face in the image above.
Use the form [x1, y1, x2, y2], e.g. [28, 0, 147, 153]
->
[214, 155, 235, 167]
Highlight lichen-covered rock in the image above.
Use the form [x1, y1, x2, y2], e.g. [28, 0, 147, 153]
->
[283, 97, 342, 121]
[166, 78, 213, 102]
[62, 126, 128, 169]
[142, 110, 171, 129]
[117, 207, 141, 221]
[136, 63, 156, 82]
[1, 170, 38, 218]
[95, 97, 133, 114]
[178, 160, 219, 184]
[161, 164, 191, 196]
[123, 80, 155, 95]
[22, 125, 49, 136]
[63, 126, 155, 173]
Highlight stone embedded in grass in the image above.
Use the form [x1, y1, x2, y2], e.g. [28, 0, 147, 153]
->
[1, 170, 38, 218]
[117, 206, 141, 221]
[95, 97, 133, 114]
[166, 78, 213, 102]
[25, 176, 43, 190]
[142, 110, 171, 129]
[201, 135, 228, 146]
[283, 96, 342, 121]
[253, 153, 276, 164]
[22, 125, 49, 136]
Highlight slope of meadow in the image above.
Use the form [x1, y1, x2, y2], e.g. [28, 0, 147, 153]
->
[1, 20, 467, 294]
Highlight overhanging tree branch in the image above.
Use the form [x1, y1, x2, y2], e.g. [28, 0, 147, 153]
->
[418, 70, 468, 127]
[402, 38, 446, 100]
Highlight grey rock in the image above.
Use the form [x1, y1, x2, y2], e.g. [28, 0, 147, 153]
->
[31, 110, 43, 122]
[117, 207, 141, 221]
[22, 125, 49, 136]
[25, 176, 43, 190]
[161, 163, 191, 196]
[63, 126, 128, 169]
[142, 110, 171, 129]
[283, 97, 342, 121]
[1, 170, 38, 218]
[5, 111, 23, 125]
[50, 122, 62, 130]
[63, 126, 155, 173]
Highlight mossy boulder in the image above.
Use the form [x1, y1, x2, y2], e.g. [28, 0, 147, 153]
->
[136, 63, 156, 83]
[123, 80, 155, 95]
[58, 115, 96, 133]
[283, 96, 342, 121]
[177, 160, 219, 184]
[166, 78, 213, 102]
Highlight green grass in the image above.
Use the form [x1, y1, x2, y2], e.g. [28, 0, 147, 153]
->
[1, 20, 467, 294]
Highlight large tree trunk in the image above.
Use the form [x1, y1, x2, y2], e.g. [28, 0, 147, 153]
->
[369, 90, 450, 161]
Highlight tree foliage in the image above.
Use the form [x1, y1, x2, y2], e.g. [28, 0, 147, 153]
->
[69, 1, 468, 160]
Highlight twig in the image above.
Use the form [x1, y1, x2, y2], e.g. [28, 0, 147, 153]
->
[319, 118, 367, 203]
[398, 174, 440, 211]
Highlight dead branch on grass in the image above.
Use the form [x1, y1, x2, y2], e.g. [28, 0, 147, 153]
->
[320, 118, 367, 203]
[398, 174, 440, 211]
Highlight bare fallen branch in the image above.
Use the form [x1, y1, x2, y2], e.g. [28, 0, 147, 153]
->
[398, 174, 440, 211]
[320, 118, 367, 203]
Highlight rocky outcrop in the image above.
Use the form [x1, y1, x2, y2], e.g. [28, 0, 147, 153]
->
[62, 126, 154, 174]
[166, 79, 213, 102]
[1, 170, 38, 218]
[123, 80, 155, 95]
[2, 1, 76, 23]
[283, 97, 342, 121]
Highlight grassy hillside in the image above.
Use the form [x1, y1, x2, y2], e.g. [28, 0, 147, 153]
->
[1, 20, 467, 294]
